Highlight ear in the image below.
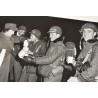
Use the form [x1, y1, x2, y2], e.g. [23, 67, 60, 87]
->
[56, 34, 60, 38]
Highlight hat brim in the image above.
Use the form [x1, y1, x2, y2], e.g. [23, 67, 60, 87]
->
[12, 28, 18, 31]
[47, 31, 56, 34]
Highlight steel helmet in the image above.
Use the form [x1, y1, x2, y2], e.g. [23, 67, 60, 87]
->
[79, 23, 98, 35]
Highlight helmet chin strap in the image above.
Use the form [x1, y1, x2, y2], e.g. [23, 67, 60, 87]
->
[79, 36, 90, 50]
[79, 36, 83, 50]
[79, 36, 95, 50]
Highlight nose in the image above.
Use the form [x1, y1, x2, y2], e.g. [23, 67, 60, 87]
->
[50, 33, 52, 37]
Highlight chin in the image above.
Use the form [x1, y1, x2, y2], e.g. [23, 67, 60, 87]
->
[51, 39, 54, 42]
[50, 39, 52, 41]
[84, 38, 88, 41]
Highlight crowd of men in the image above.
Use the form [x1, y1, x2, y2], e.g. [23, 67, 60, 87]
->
[0, 22, 98, 82]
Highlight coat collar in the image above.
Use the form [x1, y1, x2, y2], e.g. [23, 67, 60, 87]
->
[87, 39, 98, 43]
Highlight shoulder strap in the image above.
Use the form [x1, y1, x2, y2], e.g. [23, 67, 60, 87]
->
[82, 48, 92, 64]
[35, 45, 41, 53]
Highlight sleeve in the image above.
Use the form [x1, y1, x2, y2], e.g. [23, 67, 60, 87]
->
[35, 44, 65, 65]
[12, 35, 26, 43]
[76, 52, 84, 66]
[0, 49, 6, 67]
[81, 45, 98, 80]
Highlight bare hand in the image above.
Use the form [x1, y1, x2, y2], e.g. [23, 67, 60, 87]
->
[27, 50, 34, 55]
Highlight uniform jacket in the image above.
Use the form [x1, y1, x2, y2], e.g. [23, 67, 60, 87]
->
[77, 39, 98, 81]
[0, 32, 26, 81]
[26, 40, 47, 73]
[11, 35, 26, 57]
[29, 40, 47, 57]
[35, 41, 65, 68]
[0, 32, 15, 81]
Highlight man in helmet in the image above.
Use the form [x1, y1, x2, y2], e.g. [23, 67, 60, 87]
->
[68, 23, 98, 82]
[17, 25, 26, 36]
[10, 25, 27, 82]
[23, 26, 66, 82]
[19, 29, 47, 82]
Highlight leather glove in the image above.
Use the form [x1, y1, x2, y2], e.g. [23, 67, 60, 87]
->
[76, 61, 90, 73]
[23, 56, 36, 64]
[80, 61, 90, 72]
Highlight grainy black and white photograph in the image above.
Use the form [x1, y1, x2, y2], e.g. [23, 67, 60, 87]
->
[1, 1, 98, 98]
[0, 16, 98, 82]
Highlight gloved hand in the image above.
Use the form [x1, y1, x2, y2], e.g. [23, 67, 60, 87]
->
[76, 61, 90, 73]
[80, 61, 90, 72]
[23, 56, 36, 64]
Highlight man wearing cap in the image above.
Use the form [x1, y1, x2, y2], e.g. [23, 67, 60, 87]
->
[0, 23, 18, 82]
[68, 23, 98, 82]
[17, 25, 26, 36]
[10, 25, 27, 82]
[19, 29, 47, 82]
[23, 26, 66, 82]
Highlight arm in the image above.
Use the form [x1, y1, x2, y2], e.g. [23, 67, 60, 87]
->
[35, 44, 65, 65]
[11, 35, 26, 43]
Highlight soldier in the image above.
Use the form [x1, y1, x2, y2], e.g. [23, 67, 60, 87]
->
[68, 23, 98, 82]
[0, 23, 18, 82]
[23, 26, 66, 82]
[19, 29, 47, 82]
[13, 25, 27, 82]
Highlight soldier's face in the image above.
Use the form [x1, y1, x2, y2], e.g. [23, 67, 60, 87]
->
[18, 30, 25, 36]
[8, 29, 15, 37]
[82, 28, 96, 41]
[49, 32, 59, 41]
[30, 34, 37, 42]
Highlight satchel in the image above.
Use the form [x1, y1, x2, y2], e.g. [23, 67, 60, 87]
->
[38, 65, 52, 78]
[26, 65, 37, 74]
[52, 66, 64, 77]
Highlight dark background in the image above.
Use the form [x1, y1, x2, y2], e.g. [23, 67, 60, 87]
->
[0, 16, 98, 55]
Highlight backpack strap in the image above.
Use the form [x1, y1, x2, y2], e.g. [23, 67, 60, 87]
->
[35, 45, 41, 53]
[82, 48, 92, 64]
